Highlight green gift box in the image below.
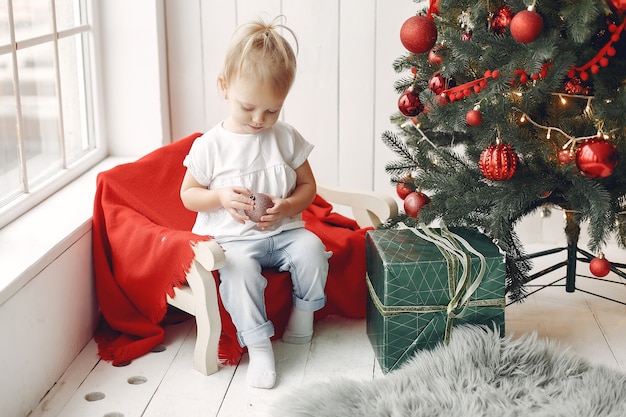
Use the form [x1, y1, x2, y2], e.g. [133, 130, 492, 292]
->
[366, 227, 506, 374]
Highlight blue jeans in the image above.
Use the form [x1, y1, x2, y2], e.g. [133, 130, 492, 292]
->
[218, 228, 331, 347]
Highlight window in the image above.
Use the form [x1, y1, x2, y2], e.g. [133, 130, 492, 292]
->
[0, 0, 101, 228]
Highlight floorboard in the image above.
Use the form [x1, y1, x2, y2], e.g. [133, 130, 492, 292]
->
[32, 249, 626, 417]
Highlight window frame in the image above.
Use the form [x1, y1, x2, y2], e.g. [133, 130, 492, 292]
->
[0, 0, 106, 229]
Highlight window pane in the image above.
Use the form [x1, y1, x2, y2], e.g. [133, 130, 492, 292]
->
[59, 34, 93, 163]
[56, 0, 85, 31]
[0, 0, 97, 227]
[18, 42, 62, 187]
[0, 53, 22, 205]
[13, 0, 52, 41]
[0, 0, 10, 45]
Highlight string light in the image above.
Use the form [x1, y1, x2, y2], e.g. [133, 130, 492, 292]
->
[401, 119, 438, 148]
[513, 88, 614, 144]
[551, 92, 595, 101]
[514, 108, 608, 143]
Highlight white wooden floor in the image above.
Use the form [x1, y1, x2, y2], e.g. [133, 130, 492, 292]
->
[32, 243, 626, 417]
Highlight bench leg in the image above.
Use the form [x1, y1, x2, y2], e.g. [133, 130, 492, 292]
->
[187, 260, 221, 375]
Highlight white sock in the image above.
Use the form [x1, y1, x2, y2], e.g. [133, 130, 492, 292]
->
[283, 308, 314, 344]
[246, 339, 276, 389]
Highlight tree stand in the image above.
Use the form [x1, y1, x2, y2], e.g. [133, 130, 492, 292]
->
[516, 210, 626, 306]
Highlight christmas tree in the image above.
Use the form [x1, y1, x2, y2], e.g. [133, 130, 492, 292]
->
[383, 0, 626, 301]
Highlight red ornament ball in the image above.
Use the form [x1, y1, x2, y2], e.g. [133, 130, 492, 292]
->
[479, 143, 519, 181]
[400, 15, 438, 54]
[539, 190, 553, 199]
[404, 191, 431, 219]
[436, 93, 449, 106]
[564, 76, 592, 95]
[428, 45, 444, 65]
[607, 0, 626, 13]
[510, 9, 544, 43]
[428, 72, 447, 94]
[491, 6, 513, 35]
[466, 109, 483, 126]
[575, 138, 618, 178]
[396, 177, 416, 199]
[589, 254, 611, 277]
[398, 88, 424, 117]
[557, 148, 575, 165]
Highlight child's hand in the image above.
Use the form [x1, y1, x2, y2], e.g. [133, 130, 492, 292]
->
[255, 197, 292, 230]
[218, 186, 254, 224]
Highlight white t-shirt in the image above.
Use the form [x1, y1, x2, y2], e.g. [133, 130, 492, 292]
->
[183, 120, 314, 242]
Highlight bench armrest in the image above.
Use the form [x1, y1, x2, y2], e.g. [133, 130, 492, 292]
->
[317, 184, 398, 228]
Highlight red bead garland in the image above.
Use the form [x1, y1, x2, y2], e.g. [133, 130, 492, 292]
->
[607, 0, 626, 14]
[568, 19, 625, 81]
[441, 70, 499, 102]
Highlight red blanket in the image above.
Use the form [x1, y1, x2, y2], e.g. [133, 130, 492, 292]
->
[93, 133, 370, 366]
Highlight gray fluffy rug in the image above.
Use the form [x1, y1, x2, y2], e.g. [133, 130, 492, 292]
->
[272, 325, 626, 417]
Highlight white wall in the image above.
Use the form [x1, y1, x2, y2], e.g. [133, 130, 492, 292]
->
[100, 0, 171, 155]
[0, 231, 98, 417]
[165, 0, 422, 199]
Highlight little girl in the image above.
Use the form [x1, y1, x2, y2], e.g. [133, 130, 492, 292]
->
[180, 17, 330, 389]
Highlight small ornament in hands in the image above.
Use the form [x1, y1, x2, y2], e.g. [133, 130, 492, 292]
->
[245, 193, 274, 222]
[589, 253, 611, 277]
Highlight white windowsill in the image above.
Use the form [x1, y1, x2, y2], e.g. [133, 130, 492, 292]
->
[0, 156, 133, 307]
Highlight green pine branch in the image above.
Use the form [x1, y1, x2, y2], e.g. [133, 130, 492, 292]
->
[384, 0, 626, 301]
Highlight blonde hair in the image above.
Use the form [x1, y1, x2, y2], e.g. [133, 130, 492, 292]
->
[221, 16, 298, 95]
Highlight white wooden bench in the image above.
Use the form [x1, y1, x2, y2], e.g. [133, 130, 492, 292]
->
[166, 184, 398, 375]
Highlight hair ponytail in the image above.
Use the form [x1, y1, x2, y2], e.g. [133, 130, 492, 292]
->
[221, 16, 298, 95]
